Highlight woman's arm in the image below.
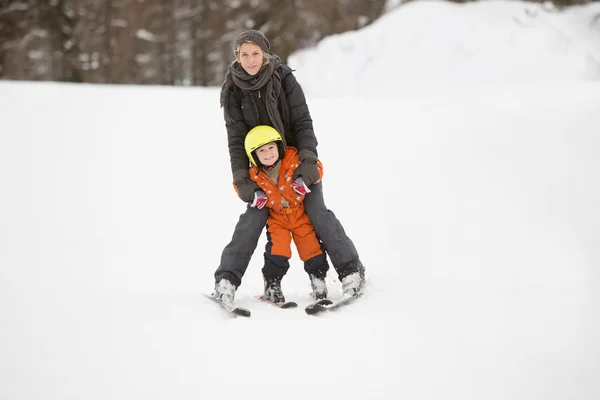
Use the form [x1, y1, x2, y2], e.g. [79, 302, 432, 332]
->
[224, 89, 260, 202]
[225, 89, 251, 175]
[282, 67, 321, 186]
[282, 67, 318, 157]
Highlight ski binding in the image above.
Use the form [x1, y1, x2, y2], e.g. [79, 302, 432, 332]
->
[254, 295, 298, 309]
[202, 292, 251, 317]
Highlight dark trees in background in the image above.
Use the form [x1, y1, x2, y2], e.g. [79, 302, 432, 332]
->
[0, 0, 596, 86]
[0, 0, 387, 85]
[0, 0, 388, 85]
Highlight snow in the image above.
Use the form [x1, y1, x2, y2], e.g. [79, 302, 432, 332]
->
[289, 0, 600, 96]
[1, 1, 600, 399]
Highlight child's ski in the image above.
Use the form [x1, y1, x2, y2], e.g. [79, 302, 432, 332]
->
[254, 295, 298, 309]
[202, 292, 251, 317]
[305, 295, 361, 315]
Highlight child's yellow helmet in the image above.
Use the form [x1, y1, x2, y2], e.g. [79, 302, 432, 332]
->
[244, 125, 285, 166]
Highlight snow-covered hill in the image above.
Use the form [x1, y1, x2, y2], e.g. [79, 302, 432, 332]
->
[289, 0, 600, 96]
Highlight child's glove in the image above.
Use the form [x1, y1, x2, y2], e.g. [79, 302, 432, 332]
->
[292, 177, 311, 195]
[250, 190, 268, 209]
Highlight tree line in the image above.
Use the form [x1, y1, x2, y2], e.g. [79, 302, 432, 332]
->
[0, 0, 387, 86]
[0, 0, 596, 86]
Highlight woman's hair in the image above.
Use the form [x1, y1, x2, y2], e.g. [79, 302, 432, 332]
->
[234, 42, 271, 66]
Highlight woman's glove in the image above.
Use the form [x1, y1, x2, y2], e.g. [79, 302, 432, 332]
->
[293, 149, 319, 186]
[233, 169, 260, 203]
[250, 191, 268, 209]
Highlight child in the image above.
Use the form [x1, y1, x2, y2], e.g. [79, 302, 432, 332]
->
[241, 125, 329, 304]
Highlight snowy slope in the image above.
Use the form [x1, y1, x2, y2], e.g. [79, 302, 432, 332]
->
[289, 0, 600, 96]
[1, 1, 600, 400]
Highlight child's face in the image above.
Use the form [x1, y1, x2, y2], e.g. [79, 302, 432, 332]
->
[256, 142, 279, 167]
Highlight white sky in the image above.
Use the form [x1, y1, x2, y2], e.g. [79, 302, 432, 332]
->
[1, 1, 600, 399]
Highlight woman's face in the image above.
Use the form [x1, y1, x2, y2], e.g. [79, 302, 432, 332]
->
[256, 142, 279, 167]
[237, 42, 264, 76]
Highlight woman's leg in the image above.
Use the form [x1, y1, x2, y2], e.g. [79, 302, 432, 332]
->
[214, 205, 268, 287]
[303, 182, 365, 280]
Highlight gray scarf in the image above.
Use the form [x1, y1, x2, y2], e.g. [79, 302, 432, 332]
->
[220, 55, 288, 143]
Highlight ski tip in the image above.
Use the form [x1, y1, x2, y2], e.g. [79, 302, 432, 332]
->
[232, 307, 251, 317]
[304, 298, 333, 315]
[305, 304, 327, 315]
[316, 299, 333, 306]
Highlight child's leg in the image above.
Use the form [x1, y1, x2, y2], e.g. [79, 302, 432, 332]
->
[303, 249, 329, 279]
[291, 213, 325, 263]
[292, 214, 330, 299]
[263, 219, 293, 279]
[262, 218, 293, 303]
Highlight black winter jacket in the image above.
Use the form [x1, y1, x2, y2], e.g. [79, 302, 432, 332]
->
[223, 64, 318, 176]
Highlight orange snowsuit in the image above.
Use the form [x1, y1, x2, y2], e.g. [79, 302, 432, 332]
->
[248, 147, 324, 261]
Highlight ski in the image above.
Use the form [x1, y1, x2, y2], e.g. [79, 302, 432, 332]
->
[254, 295, 298, 309]
[202, 292, 251, 317]
[305, 295, 361, 315]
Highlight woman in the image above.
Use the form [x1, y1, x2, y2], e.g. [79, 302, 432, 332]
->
[213, 30, 365, 305]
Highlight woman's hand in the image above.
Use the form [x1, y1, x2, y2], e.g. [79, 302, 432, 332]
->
[294, 162, 319, 186]
[233, 170, 260, 202]
[294, 149, 320, 186]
